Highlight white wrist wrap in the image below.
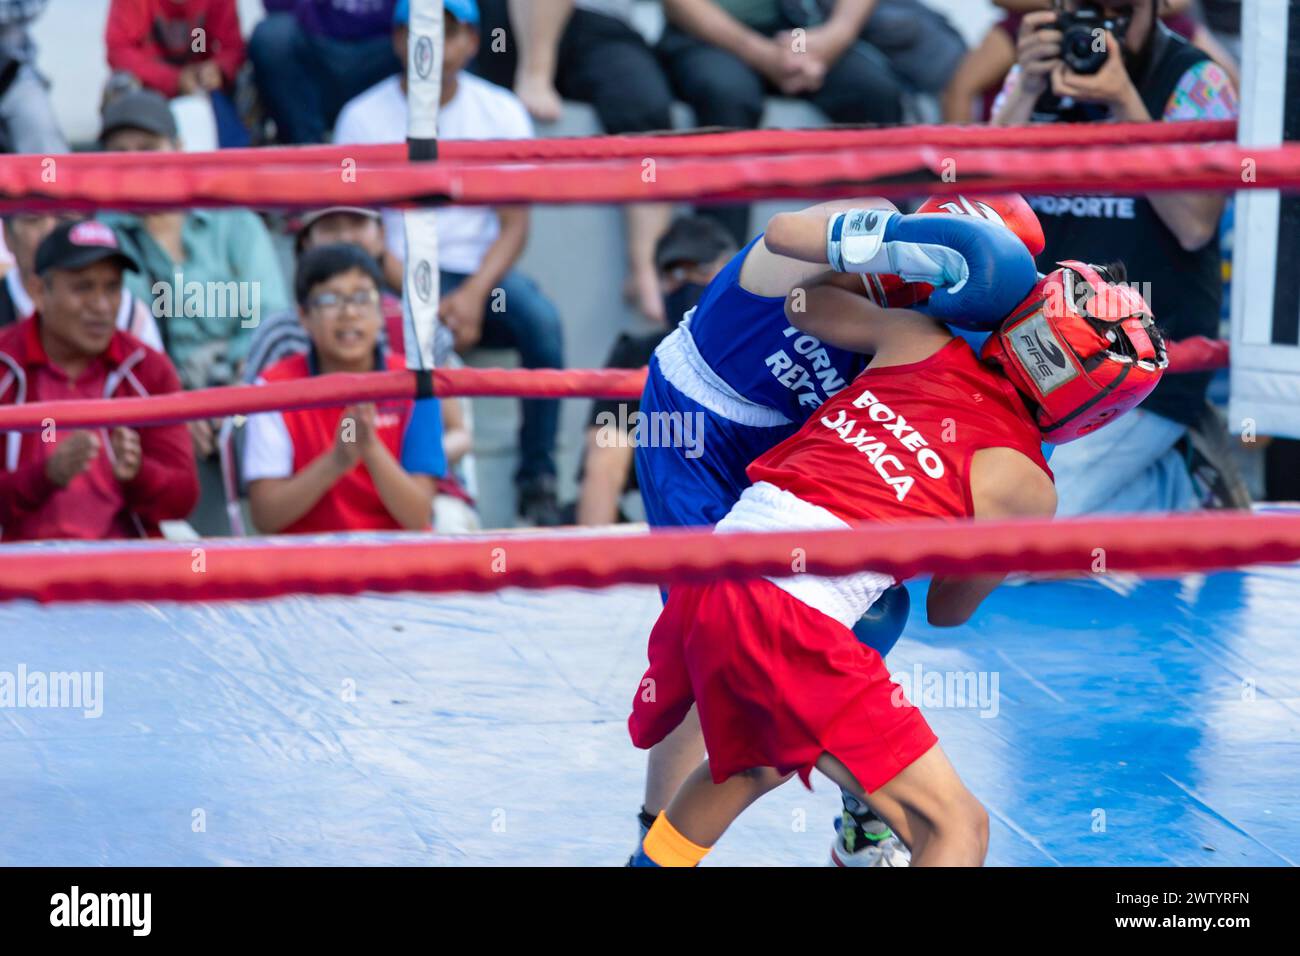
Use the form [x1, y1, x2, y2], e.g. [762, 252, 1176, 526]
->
[826, 209, 896, 273]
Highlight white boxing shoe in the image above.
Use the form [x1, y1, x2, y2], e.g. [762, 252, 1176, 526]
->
[829, 813, 911, 867]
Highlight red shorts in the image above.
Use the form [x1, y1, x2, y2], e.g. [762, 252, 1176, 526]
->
[628, 578, 937, 792]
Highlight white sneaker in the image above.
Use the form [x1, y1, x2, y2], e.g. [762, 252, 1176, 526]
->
[829, 815, 911, 867]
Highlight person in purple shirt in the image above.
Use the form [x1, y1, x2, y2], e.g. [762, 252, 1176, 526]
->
[249, 0, 403, 143]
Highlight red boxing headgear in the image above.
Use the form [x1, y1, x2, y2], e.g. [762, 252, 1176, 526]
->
[980, 261, 1168, 444]
[863, 193, 1046, 308]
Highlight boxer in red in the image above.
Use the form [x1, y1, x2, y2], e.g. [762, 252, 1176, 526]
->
[627, 225, 1167, 866]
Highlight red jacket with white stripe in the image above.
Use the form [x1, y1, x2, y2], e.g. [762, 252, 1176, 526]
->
[0, 315, 199, 541]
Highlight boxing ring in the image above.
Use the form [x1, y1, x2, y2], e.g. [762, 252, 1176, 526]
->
[0, 533, 1297, 866]
[2, 106, 1299, 865]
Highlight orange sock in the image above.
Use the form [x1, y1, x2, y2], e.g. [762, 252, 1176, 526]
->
[641, 812, 712, 868]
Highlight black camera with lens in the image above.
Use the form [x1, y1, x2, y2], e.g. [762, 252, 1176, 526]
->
[1055, 5, 1132, 75]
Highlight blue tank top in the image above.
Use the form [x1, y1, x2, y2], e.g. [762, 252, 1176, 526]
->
[685, 235, 868, 424]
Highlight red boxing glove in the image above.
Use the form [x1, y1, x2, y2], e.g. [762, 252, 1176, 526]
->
[860, 272, 933, 309]
[859, 192, 1045, 310]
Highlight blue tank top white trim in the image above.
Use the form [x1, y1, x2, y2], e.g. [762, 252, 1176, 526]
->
[715, 481, 894, 628]
[653, 315, 792, 428]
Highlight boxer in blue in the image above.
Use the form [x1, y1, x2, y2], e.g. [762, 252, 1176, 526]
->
[632, 194, 1046, 866]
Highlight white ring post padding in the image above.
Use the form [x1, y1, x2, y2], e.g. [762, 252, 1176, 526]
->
[1230, 0, 1300, 438]
[403, 0, 444, 372]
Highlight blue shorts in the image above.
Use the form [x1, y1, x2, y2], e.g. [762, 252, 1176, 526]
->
[634, 356, 797, 530]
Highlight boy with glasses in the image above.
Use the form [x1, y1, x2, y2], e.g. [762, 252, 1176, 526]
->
[241, 244, 445, 535]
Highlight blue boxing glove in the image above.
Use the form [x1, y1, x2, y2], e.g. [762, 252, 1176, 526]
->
[825, 209, 1039, 331]
[851, 583, 910, 658]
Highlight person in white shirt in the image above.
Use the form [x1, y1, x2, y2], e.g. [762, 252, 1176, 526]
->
[333, 0, 565, 527]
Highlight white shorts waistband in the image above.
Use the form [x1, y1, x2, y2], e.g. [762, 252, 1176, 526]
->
[715, 481, 894, 629]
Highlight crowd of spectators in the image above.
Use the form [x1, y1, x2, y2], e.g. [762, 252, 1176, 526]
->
[2, 0, 1288, 548]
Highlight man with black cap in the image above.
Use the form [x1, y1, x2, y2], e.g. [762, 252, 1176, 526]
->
[1, 211, 164, 349]
[0, 220, 198, 542]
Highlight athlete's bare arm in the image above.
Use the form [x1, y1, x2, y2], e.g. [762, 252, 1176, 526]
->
[784, 281, 951, 366]
[763, 205, 860, 265]
[738, 198, 898, 298]
[926, 449, 1057, 627]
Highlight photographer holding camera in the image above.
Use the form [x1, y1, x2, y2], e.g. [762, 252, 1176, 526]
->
[991, 0, 1238, 515]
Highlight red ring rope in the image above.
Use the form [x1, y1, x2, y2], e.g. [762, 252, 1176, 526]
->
[0, 338, 1225, 433]
[0, 141, 1289, 212]
[0, 124, 1258, 605]
[0, 368, 645, 432]
[0, 510, 1295, 605]
[0, 120, 1234, 171]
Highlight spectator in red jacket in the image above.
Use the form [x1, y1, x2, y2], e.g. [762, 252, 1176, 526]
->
[0, 220, 199, 542]
[105, 0, 249, 147]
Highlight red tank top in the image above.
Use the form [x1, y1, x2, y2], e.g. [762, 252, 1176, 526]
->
[261, 352, 417, 534]
[747, 338, 1051, 523]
